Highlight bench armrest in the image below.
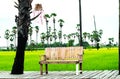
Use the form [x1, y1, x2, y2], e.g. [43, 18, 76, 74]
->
[78, 54, 83, 61]
[40, 55, 47, 61]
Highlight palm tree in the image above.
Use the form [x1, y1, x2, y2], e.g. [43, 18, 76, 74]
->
[58, 19, 64, 45]
[76, 24, 82, 45]
[76, 24, 80, 31]
[9, 33, 14, 49]
[48, 27, 52, 33]
[48, 26, 52, 44]
[87, 33, 91, 40]
[58, 31, 62, 46]
[44, 14, 50, 46]
[90, 34, 94, 47]
[91, 29, 103, 49]
[35, 26, 39, 44]
[99, 29, 103, 35]
[93, 15, 97, 31]
[4, 29, 10, 49]
[12, 26, 17, 48]
[58, 19, 64, 30]
[92, 31, 100, 43]
[108, 37, 114, 47]
[87, 32, 94, 47]
[93, 29, 103, 43]
[92, 15, 103, 49]
[75, 32, 80, 44]
[71, 33, 77, 44]
[28, 26, 33, 44]
[11, 0, 40, 74]
[72, 33, 76, 39]
[49, 34, 53, 46]
[52, 29, 57, 43]
[50, 13, 57, 43]
[83, 32, 88, 42]
[63, 34, 67, 44]
[67, 34, 74, 46]
[67, 34, 72, 43]
[40, 32, 46, 47]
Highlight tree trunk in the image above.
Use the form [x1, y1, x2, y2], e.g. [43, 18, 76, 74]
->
[11, 37, 27, 74]
[36, 32, 38, 44]
[11, 0, 32, 74]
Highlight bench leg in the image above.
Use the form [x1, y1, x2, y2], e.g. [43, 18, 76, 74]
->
[76, 64, 79, 75]
[40, 64, 43, 75]
[79, 63, 82, 74]
[45, 64, 48, 74]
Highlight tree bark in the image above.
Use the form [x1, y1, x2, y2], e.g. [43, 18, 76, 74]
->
[11, 0, 32, 74]
[11, 37, 27, 74]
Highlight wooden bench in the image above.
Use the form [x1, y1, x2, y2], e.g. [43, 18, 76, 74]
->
[39, 46, 83, 75]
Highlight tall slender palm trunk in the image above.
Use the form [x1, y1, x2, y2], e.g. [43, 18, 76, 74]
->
[93, 15, 97, 31]
[36, 32, 38, 44]
[60, 27, 62, 45]
[46, 20, 49, 47]
[53, 18, 56, 43]
[11, 0, 32, 74]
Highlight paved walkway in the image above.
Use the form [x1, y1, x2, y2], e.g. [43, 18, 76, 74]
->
[0, 70, 120, 79]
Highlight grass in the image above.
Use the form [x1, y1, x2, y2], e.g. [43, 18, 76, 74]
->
[0, 47, 118, 71]
[83, 48, 118, 70]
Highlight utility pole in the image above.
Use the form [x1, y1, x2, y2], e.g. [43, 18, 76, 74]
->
[79, 0, 82, 46]
[118, 0, 120, 75]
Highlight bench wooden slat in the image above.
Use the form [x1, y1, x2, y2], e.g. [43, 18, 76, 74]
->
[45, 47, 83, 60]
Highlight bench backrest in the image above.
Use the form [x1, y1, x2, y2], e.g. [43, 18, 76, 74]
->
[45, 47, 83, 60]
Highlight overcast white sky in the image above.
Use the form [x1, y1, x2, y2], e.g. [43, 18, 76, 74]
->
[0, 0, 119, 47]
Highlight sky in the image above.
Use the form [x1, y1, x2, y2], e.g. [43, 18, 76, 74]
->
[0, 0, 119, 47]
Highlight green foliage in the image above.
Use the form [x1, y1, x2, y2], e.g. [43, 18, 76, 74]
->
[82, 41, 90, 49]
[0, 48, 118, 71]
[67, 39, 74, 46]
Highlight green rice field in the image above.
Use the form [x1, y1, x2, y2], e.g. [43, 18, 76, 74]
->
[0, 47, 118, 71]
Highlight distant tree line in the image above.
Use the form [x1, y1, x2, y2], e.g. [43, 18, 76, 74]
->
[3, 13, 117, 51]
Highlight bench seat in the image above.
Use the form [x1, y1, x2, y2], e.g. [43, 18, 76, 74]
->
[40, 60, 82, 64]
